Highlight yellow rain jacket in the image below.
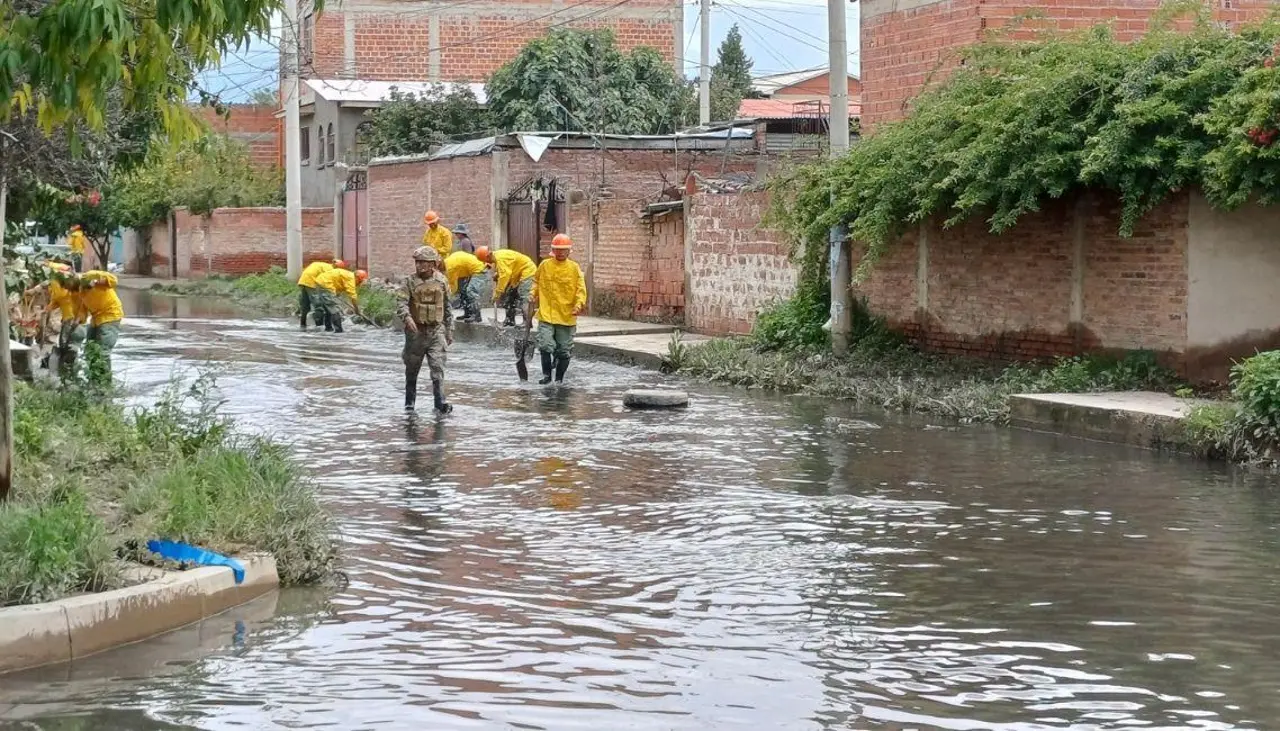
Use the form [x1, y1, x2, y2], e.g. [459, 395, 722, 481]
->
[492, 249, 536, 300]
[80, 271, 124, 325]
[316, 268, 359, 303]
[298, 261, 333, 288]
[422, 224, 453, 260]
[445, 251, 486, 293]
[532, 257, 587, 327]
[48, 280, 85, 323]
[68, 230, 87, 255]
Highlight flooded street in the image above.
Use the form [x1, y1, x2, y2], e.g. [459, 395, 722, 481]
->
[4, 290, 1280, 730]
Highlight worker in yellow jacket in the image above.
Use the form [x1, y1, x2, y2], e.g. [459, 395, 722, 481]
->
[297, 258, 346, 330]
[529, 234, 588, 384]
[67, 225, 88, 272]
[79, 270, 124, 383]
[444, 250, 486, 323]
[312, 267, 367, 333]
[27, 262, 86, 378]
[477, 246, 536, 327]
[422, 210, 453, 261]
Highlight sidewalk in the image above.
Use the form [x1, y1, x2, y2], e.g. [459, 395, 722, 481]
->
[455, 312, 711, 370]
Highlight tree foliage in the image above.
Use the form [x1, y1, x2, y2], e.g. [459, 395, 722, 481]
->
[111, 136, 283, 229]
[363, 84, 491, 157]
[486, 29, 696, 135]
[0, 0, 310, 135]
[711, 25, 759, 122]
[769, 3, 1280, 291]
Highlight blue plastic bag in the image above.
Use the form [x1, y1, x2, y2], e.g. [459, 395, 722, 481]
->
[147, 539, 245, 584]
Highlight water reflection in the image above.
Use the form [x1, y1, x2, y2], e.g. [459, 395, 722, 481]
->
[1, 291, 1279, 730]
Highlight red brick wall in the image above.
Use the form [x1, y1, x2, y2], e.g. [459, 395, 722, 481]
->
[686, 191, 795, 335]
[639, 212, 685, 321]
[854, 192, 1191, 365]
[171, 207, 334, 279]
[310, 3, 677, 83]
[862, 0, 1276, 133]
[193, 104, 282, 168]
[366, 159, 433, 280]
[860, 0, 982, 134]
[591, 199, 650, 317]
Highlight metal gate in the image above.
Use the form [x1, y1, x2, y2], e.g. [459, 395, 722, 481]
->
[343, 169, 368, 270]
[505, 176, 566, 261]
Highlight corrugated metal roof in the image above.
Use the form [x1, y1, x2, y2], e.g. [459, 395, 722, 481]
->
[305, 79, 488, 105]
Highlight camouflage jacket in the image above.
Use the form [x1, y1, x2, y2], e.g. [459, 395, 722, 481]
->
[395, 271, 454, 334]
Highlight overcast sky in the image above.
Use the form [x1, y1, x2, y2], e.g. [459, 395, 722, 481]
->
[197, 0, 862, 101]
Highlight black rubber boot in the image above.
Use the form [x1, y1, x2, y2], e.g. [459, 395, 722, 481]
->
[300, 310, 309, 330]
[432, 379, 452, 413]
[539, 352, 554, 385]
[332, 315, 345, 334]
[323, 313, 334, 332]
[405, 368, 418, 411]
[554, 356, 570, 383]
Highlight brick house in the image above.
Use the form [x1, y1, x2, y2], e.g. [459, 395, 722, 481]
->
[860, 0, 1276, 133]
[298, 0, 682, 83]
[845, 0, 1280, 381]
[363, 129, 785, 325]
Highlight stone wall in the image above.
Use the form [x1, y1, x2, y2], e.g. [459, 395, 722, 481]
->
[685, 191, 795, 335]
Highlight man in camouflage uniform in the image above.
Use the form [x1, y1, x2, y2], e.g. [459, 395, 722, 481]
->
[397, 246, 455, 413]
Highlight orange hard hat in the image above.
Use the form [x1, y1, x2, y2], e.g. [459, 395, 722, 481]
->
[423, 210, 440, 225]
[474, 246, 490, 261]
[551, 233, 572, 249]
[333, 258, 347, 269]
[70, 224, 81, 231]
[355, 269, 369, 284]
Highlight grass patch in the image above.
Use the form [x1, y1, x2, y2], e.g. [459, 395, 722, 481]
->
[1, 376, 338, 606]
[157, 268, 401, 327]
[682, 336, 1188, 426]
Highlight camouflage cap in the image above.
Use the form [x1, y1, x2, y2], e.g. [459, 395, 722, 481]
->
[412, 245, 440, 262]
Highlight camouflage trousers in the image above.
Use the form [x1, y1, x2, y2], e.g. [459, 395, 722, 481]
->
[310, 287, 341, 328]
[85, 320, 120, 383]
[497, 278, 533, 324]
[536, 322, 576, 360]
[403, 324, 448, 382]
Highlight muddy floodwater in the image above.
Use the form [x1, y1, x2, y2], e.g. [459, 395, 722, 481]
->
[3, 290, 1280, 731]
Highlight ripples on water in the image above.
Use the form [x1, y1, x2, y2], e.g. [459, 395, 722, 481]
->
[2, 291, 1280, 730]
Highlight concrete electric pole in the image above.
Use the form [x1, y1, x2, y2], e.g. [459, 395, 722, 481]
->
[699, 0, 711, 125]
[827, 0, 852, 356]
[283, 0, 304, 280]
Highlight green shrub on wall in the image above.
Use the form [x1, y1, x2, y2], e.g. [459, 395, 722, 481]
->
[766, 1, 1280, 336]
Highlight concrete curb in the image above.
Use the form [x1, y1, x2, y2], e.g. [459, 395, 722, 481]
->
[1008, 393, 1199, 452]
[0, 553, 278, 676]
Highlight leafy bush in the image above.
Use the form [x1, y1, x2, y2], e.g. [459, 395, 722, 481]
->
[769, 5, 1280, 311]
[1003, 350, 1182, 393]
[0, 491, 116, 605]
[364, 85, 492, 158]
[1230, 349, 1280, 443]
[751, 279, 830, 352]
[112, 136, 283, 229]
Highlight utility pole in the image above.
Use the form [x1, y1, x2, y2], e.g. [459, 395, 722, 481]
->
[699, 0, 711, 125]
[283, 0, 304, 280]
[827, 0, 852, 356]
[0, 132, 13, 502]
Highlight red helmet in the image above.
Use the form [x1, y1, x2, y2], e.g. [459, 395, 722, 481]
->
[355, 269, 369, 284]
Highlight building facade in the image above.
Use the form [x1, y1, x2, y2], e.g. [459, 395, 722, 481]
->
[860, 0, 1276, 133]
[298, 0, 682, 83]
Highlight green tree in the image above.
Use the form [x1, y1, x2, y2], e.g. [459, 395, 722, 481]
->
[363, 84, 491, 157]
[486, 29, 696, 135]
[0, 0, 312, 501]
[250, 87, 279, 107]
[710, 25, 759, 122]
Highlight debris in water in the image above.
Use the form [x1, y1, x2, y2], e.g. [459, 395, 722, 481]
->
[623, 388, 689, 409]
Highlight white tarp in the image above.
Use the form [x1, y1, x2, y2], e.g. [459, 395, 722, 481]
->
[516, 134, 556, 162]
